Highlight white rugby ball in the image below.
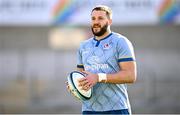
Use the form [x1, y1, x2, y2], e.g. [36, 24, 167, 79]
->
[67, 71, 92, 101]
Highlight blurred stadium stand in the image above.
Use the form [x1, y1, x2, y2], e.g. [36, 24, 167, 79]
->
[0, 26, 180, 114]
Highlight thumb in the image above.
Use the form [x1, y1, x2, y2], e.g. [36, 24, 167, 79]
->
[82, 71, 90, 76]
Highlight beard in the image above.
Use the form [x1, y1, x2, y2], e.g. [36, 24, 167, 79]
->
[91, 22, 108, 37]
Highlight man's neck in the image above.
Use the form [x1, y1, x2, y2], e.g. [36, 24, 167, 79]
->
[95, 30, 111, 41]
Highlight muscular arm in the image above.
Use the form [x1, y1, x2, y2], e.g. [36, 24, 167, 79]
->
[78, 61, 137, 91]
[106, 61, 137, 84]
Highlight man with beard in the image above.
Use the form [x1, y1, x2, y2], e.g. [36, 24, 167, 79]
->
[72, 5, 137, 114]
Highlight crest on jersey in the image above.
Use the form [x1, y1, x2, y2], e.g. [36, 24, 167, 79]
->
[103, 43, 111, 49]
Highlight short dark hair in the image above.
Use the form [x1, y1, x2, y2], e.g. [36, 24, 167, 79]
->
[91, 5, 112, 19]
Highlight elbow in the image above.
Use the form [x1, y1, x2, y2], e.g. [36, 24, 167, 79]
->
[131, 75, 136, 83]
[128, 73, 137, 83]
[130, 63, 137, 83]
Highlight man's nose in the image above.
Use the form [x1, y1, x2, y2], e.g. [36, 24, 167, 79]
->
[93, 19, 100, 24]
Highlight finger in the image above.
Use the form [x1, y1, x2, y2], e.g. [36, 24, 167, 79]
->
[80, 82, 89, 90]
[81, 85, 89, 91]
[81, 82, 92, 91]
[84, 82, 92, 88]
[65, 81, 69, 85]
[78, 78, 88, 87]
[66, 84, 69, 88]
[86, 82, 93, 90]
[66, 84, 72, 92]
[78, 79, 89, 87]
[66, 82, 70, 89]
[82, 71, 90, 75]
[78, 77, 86, 82]
[83, 86, 91, 91]
[88, 83, 93, 88]
[67, 86, 72, 94]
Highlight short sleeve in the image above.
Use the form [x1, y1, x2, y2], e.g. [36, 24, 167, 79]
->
[77, 43, 84, 69]
[117, 37, 135, 63]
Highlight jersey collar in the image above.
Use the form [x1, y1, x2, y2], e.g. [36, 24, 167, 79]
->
[93, 33, 112, 42]
[93, 33, 113, 47]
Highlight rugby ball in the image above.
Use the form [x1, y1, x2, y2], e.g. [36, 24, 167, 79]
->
[67, 71, 92, 101]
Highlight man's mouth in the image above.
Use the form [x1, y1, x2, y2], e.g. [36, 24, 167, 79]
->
[93, 25, 101, 28]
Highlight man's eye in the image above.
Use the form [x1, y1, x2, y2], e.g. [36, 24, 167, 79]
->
[99, 17, 104, 20]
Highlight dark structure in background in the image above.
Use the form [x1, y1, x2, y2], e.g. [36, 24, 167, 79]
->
[0, 26, 180, 114]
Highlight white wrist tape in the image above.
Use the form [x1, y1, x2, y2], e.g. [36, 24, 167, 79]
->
[98, 73, 107, 82]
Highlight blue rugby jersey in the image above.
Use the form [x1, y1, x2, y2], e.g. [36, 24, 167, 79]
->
[77, 32, 135, 112]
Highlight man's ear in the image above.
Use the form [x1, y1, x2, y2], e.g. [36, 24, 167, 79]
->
[108, 19, 112, 25]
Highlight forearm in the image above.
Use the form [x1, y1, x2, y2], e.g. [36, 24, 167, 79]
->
[105, 70, 136, 84]
[77, 62, 137, 84]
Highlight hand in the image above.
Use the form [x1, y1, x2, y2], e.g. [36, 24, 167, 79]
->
[66, 81, 80, 100]
[78, 71, 98, 91]
[66, 81, 71, 92]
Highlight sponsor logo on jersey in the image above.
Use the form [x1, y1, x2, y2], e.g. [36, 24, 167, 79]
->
[85, 56, 109, 71]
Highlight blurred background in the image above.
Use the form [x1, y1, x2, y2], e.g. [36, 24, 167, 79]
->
[0, 0, 180, 114]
